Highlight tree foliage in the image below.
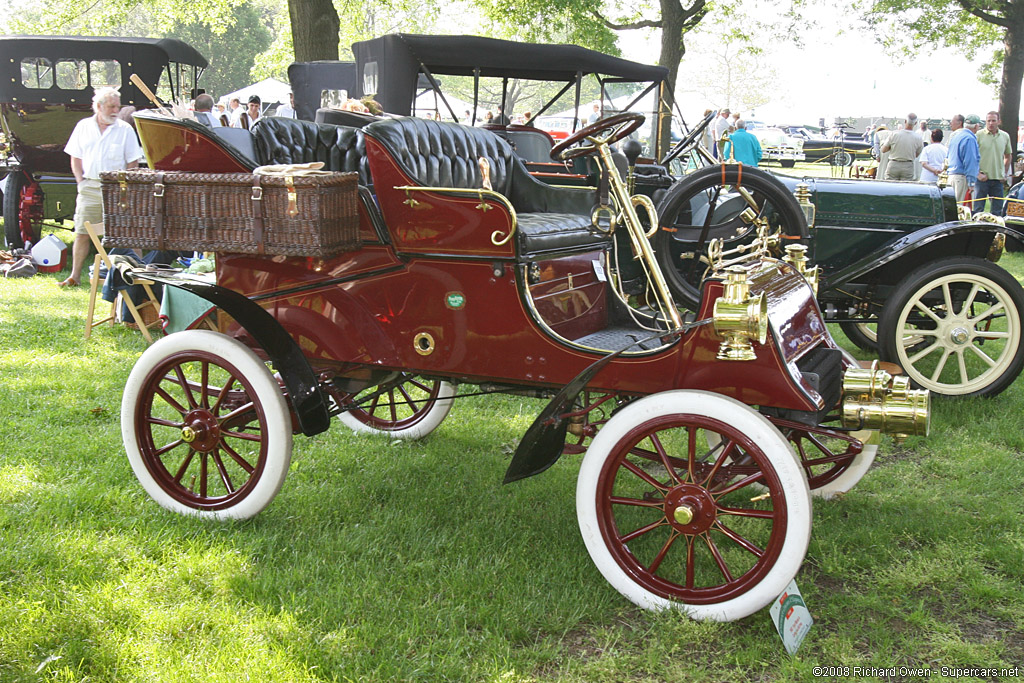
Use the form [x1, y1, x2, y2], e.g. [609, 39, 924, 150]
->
[680, 17, 781, 115]
[858, 0, 1023, 150]
[2, 0, 278, 96]
[165, 5, 274, 97]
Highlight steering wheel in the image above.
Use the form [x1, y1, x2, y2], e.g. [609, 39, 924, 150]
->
[550, 112, 645, 160]
[660, 109, 717, 166]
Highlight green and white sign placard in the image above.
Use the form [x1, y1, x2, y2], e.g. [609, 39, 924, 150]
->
[770, 579, 813, 655]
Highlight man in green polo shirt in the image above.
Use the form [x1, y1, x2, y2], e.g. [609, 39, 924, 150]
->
[975, 110, 1013, 215]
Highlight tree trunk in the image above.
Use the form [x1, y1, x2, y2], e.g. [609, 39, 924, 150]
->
[288, 0, 341, 62]
[998, 16, 1024, 156]
[657, 0, 686, 158]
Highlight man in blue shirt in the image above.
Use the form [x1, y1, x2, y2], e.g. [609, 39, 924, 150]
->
[723, 119, 762, 166]
[946, 113, 981, 207]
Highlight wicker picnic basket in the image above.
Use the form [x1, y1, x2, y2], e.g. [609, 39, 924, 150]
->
[100, 169, 360, 258]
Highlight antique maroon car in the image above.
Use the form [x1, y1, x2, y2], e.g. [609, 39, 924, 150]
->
[112, 108, 927, 622]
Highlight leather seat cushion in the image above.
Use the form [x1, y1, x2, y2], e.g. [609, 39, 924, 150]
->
[364, 118, 515, 195]
[252, 117, 370, 185]
[364, 118, 607, 258]
[517, 212, 609, 256]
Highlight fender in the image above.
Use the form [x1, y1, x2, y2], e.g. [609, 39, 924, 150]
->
[131, 269, 331, 437]
[821, 220, 1023, 291]
[504, 324, 707, 484]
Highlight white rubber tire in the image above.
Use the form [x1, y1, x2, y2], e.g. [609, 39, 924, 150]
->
[338, 378, 455, 439]
[810, 429, 879, 500]
[576, 390, 812, 621]
[122, 330, 292, 520]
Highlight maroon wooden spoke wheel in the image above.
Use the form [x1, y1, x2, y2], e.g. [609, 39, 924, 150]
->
[122, 331, 292, 519]
[576, 390, 811, 621]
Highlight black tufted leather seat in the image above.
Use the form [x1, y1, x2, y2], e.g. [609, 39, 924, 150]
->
[252, 117, 371, 187]
[364, 118, 608, 259]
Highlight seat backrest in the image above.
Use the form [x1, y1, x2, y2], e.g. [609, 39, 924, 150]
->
[252, 117, 369, 185]
[211, 127, 259, 166]
[363, 118, 516, 197]
[484, 124, 556, 164]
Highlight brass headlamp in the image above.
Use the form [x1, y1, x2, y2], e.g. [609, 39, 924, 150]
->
[712, 266, 768, 361]
[841, 362, 930, 441]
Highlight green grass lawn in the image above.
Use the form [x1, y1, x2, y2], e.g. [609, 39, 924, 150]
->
[1, 253, 1022, 682]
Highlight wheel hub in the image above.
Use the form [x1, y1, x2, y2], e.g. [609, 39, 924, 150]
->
[181, 409, 221, 452]
[949, 326, 970, 345]
[664, 484, 717, 534]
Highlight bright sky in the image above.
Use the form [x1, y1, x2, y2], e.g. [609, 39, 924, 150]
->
[0, 0, 1013, 129]
[622, 6, 1011, 127]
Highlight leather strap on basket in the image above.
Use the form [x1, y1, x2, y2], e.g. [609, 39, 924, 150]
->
[153, 172, 166, 251]
[285, 175, 298, 216]
[251, 175, 265, 255]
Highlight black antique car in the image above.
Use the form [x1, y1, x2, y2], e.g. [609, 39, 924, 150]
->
[288, 33, 1024, 399]
[0, 35, 208, 248]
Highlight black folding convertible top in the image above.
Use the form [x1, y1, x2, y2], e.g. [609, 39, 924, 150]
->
[0, 36, 208, 106]
[352, 33, 668, 116]
[0, 36, 208, 69]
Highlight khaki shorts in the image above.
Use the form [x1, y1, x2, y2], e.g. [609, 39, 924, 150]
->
[73, 178, 104, 235]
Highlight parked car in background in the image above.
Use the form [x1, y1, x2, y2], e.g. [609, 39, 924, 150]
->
[652, 162, 1024, 398]
[0, 35, 207, 248]
[749, 127, 805, 167]
[784, 126, 872, 166]
[533, 115, 584, 141]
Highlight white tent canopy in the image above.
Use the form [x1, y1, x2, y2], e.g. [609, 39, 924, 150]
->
[218, 78, 291, 109]
[412, 89, 481, 122]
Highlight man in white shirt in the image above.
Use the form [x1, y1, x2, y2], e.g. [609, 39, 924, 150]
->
[276, 92, 296, 119]
[711, 108, 731, 159]
[59, 87, 143, 287]
[233, 95, 262, 130]
[227, 97, 242, 126]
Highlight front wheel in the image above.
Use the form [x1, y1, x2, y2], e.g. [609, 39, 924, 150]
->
[878, 257, 1024, 397]
[576, 390, 811, 621]
[121, 330, 293, 519]
[832, 151, 853, 167]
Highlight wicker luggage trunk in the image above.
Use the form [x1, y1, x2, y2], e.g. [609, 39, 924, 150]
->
[101, 169, 360, 258]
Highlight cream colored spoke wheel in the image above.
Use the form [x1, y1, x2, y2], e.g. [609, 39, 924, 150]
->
[879, 257, 1024, 397]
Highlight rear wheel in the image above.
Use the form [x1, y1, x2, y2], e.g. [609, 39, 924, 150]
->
[337, 374, 455, 439]
[654, 165, 808, 308]
[839, 320, 878, 351]
[576, 390, 811, 621]
[878, 257, 1024, 397]
[832, 151, 853, 167]
[121, 330, 293, 519]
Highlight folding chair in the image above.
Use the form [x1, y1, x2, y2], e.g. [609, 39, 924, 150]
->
[83, 221, 162, 343]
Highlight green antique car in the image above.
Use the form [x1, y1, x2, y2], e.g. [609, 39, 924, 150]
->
[651, 161, 1024, 399]
[0, 35, 207, 249]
